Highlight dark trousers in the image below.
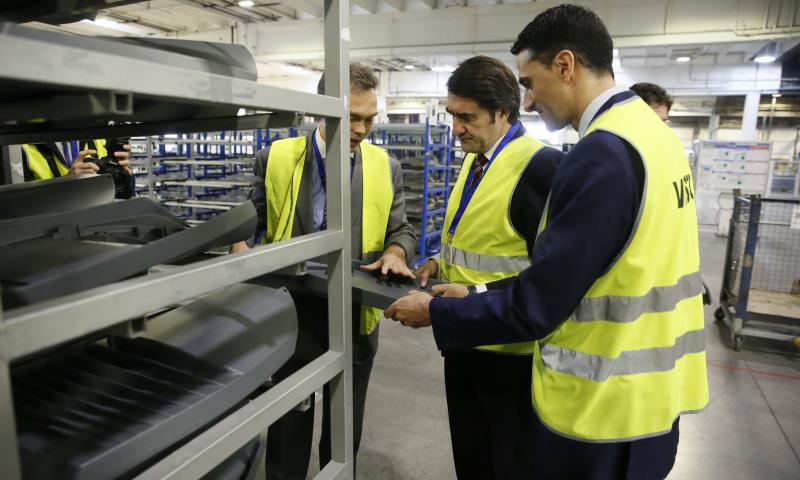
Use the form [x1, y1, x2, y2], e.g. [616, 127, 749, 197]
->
[443, 349, 538, 480]
[265, 296, 378, 480]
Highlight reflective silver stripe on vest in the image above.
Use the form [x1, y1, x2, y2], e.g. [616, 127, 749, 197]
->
[540, 328, 705, 382]
[571, 271, 703, 323]
[441, 243, 530, 273]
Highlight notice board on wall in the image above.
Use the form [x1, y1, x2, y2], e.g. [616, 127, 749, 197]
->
[694, 140, 771, 226]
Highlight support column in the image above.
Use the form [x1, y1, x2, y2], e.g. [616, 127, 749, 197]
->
[377, 71, 390, 124]
[708, 113, 720, 140]
[741, 92, 760, 141]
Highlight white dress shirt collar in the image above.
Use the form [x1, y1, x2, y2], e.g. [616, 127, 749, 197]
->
[577, 85, 628, 139]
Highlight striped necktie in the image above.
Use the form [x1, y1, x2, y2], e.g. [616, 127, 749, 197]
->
[468, 153, 489, 189]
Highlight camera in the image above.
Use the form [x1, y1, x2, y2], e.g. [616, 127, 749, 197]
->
[87, 137, 133, 199]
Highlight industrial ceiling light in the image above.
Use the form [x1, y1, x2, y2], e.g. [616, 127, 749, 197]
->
[772, 93, 782, 98]
[752, 42, 779, 63]
[675, 56, 691, 62]
[238, 0, 255, 7]
[404, 65, 415, 70]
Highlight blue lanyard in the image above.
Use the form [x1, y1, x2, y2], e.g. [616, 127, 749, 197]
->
[312, 132, 354, 189]
[448, 121, 522, 236]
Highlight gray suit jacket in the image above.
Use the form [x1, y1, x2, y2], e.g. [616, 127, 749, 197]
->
[249, 132, 418, 263]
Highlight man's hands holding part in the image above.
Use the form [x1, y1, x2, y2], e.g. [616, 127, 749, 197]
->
[414, 259, 439, 288]
[360, 244, 415, 279]
[384, 281, 472, 329]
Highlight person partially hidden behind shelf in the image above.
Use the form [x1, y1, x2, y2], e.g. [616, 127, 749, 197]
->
[230, 63, 417, 479]
[18, 139, 135, 198]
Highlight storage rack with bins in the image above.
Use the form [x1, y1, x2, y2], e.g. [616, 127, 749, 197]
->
[129, 124, 321, 224]
[130, 132, 258, 222]
[369, 121, 452, 264]
[0, 1, 356, 478]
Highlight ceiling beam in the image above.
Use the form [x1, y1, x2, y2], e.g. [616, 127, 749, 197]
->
[103, 11, 182, 33]
[380, 0, 405, 12]
[174, 0, 252, 23]
[251, 1, 800, 61]
[285, 0, 323, 18]
[352, 0, 378, 13]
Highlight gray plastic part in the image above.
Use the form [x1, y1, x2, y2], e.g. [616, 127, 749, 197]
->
[0, 174, 115, 220]
[13, 283, 298, 480]
[0, 199, 257, 308]
[253, 260, 447, 310]
[0, 22, 272, 143]
[0, 0, 146, 24]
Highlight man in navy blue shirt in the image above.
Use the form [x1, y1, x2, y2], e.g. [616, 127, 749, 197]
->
[385, 4, 707, 479]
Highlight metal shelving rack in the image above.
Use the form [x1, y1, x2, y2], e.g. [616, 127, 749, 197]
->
[0, 1, 355, 478]
[369, 121, 452, 264]
[131, 132, 258, 221]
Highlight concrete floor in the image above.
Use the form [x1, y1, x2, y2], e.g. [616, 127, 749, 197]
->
[307, 229, 800, 479]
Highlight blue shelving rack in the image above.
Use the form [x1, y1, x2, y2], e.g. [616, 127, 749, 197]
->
[369, 120, 452, 264]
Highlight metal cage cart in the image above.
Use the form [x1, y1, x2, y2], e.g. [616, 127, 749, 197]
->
[369, 121, 452, 264]
[715, 190, 800, 351]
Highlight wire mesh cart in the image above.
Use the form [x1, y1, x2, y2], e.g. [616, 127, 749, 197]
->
[715, 190, 800, 351]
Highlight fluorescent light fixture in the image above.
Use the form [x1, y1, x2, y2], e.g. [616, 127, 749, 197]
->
[404, 65, 415, 70]
[772, 93, 782, 98]
[752, 42, 779, 64]
[238, 0, 255, 7]
[675, 56, 691, 62]
[432, 65, 456, 73]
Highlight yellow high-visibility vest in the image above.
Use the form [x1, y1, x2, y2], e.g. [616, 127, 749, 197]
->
[440, 133, 545, 354]
[532, 96, 708, 441]
[265, 136, 393, 335]
[82, 139, 109, 159]
[22, 144, 70, 180]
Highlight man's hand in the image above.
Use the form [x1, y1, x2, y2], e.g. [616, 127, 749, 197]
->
[414, 258, 439, 288]
[432, 283, 469, 298]
[115, 144, 133, 176]
[69, 149, 100, 176]
[230, 241, 251, 253]
[360, 244, 415, 279]
[384, 290, 433, 328]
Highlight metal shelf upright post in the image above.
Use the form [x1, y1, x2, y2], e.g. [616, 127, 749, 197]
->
[0, 0, 354, 477]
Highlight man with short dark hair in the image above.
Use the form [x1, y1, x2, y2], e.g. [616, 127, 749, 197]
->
[630, 82, 673, 122]
[386, 5, 708, 479]
[415, 55, 562, 479]
[234, 62, 416, 479]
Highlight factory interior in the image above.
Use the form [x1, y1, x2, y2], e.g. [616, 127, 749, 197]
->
[1, 1, 800, 479]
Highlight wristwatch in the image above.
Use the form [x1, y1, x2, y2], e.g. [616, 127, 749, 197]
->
[466, 285, 477, 295]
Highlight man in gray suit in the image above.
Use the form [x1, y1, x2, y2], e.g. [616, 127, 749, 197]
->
[232, 63, 417, 479]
